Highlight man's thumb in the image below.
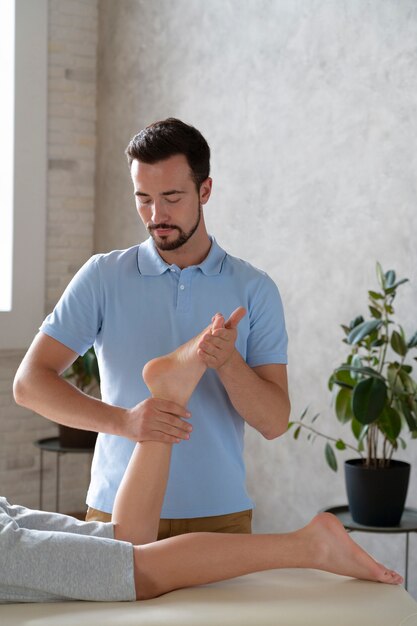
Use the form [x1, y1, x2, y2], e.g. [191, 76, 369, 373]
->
[224, 307, 246, 329]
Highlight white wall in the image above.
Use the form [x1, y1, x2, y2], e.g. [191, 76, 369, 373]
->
[95, 0, 417, 596]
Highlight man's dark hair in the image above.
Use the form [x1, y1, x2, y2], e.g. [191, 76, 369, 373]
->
[125, 118, 210, 190]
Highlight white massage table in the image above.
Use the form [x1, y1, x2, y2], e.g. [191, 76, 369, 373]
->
[2, 569, 417, 626]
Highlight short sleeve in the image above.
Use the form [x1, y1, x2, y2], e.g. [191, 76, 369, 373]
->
[246, 274, 288, 367]
[40, 255, 103, 356]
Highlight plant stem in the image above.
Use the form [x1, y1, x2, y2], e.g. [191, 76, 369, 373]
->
[291, 422, 363, 457]
[378, 291, 392, 375]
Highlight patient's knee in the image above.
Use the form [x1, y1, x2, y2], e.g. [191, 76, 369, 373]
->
[133, 546, 163, 600]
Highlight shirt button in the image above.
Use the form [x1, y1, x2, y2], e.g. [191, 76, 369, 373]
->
[170, 269, 176, 272]
[180, 284, 185, 290]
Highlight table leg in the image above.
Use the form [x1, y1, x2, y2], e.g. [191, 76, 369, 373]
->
[56, 452, 61, 512]
[39, 449, 44, 510]
[405, 532, 409, 590]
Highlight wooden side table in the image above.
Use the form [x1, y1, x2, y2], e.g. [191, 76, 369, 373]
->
[323, 505, 417, 590]
[34, 436, 94, 516]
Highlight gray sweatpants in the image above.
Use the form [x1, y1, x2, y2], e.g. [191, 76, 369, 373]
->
[0, 497, 136, 603]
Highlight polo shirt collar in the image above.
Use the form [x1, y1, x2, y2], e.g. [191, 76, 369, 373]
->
[137, 236, 226, 276]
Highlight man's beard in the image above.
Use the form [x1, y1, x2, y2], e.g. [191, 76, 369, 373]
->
[148, 203, 202, 251]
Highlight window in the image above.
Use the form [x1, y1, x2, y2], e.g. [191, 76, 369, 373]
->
[0, 0, 14, 312]
[0, 0, 47, 349]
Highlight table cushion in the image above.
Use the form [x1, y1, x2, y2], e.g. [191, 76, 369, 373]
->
[1, 569, 416, 626]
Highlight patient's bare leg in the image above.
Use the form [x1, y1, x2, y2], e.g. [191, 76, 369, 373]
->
[113, 310, 245, 547]
[134, 512, 403, 599]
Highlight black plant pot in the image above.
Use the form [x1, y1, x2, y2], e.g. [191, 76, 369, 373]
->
[59, 424, 97, 449]
[344, 458, 410, 527]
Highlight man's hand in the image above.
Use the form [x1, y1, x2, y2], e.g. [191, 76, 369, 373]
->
[124, 397, 192, 444]
[197, 307, 246, 371]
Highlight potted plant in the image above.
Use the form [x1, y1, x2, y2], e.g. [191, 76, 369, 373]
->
[60, 347, 100, 448]
[289, 263, 417, 526]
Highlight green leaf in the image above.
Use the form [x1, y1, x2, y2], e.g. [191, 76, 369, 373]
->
[331, 368, 355, 389]
[391, 330, 407, 356]
[335, 387, 353, 423]
[398, 368, 415, 393]
[392, 278, 409, 290]
[335, 439, 346, 450]
[351, 418, 368, 445]
[349, 316, 365, 330]
[369, 290, 384, 300]
[370, 337, 385, 348]
[351, 417, 362, 440]
[408, 331, 417, 348]
[385, 270, 396, 288]
[293, 426, 301, 440]
[347, 320, 382, 345]
[399, 399, 417, 432]
[300, 406, 308, 420]
[64, 347, 99, 391]
[91, 357, 100, 385]
[378, 406, 402, 442]
[351, 354, 363, 380]
[287, 422, 294, 430]
[387, 362, 400, 386]
[352, 377, 387, 424]
[369, 306, 382, 319]
[376, 262, 385, 289]
[325, 442, 338, 472]
[335, 365, 385, 381]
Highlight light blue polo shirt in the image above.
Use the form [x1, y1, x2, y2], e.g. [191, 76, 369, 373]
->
[40, 236, 288, 518]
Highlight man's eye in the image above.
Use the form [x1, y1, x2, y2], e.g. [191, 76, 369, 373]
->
[139, 198, 151, 204]
[165, 197, 181, 204]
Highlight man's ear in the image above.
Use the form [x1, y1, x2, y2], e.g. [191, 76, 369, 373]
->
[199, 177, 212, 205]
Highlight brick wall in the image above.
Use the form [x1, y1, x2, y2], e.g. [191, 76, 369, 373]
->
[0, 0, 98, 514]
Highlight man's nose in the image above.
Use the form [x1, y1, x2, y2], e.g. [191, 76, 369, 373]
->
[151, 199, 169, 223]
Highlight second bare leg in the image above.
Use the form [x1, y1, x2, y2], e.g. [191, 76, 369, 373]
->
[133, 512, 403, 600]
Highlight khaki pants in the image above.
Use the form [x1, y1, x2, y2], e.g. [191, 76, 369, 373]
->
[86, 507, 252, 539]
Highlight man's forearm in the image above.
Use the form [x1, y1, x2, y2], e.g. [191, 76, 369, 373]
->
[14, 366, 127, 436]
[217, 351, 290, 439]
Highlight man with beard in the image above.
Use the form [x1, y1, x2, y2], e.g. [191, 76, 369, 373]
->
[14, 119, 290, 538]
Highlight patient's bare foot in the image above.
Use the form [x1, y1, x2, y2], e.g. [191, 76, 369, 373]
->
[142, 313, 225, 406]
[304, 513, 403, 584]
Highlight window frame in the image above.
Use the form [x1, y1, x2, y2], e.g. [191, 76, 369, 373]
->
[0, 0, 48, 350]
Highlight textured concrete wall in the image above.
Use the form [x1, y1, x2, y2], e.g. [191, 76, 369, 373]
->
[96, 0, 417, 595]
[0, 0, 98, 514]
